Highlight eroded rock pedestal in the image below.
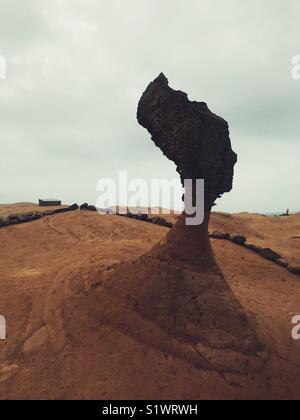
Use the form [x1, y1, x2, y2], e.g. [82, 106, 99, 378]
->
[122, 73, 264, 370]
[50, 75, 267, 384]
[137, 73, 237, 206]
[137, 73, 238, 269]
[75, 74, 265, 375]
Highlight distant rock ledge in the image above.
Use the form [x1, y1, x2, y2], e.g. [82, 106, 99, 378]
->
[1, 204, 298, 277]
[0, 204, 79, 228]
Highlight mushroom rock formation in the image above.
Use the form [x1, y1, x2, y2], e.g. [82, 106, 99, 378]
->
[56, 75, 267, 388]
[137, 73, 237, 205]
[137, 73, 238, 270]
[120, 73, 264, 370]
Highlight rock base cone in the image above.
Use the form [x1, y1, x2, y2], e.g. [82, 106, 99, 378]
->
[48, 211, 267, 376]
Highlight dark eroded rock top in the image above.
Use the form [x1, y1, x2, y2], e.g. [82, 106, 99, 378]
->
[137, 73, 237, 207]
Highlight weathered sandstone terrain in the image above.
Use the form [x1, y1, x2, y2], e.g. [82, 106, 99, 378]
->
[0, 75, 299, 400]
[0, 210, 299, 399]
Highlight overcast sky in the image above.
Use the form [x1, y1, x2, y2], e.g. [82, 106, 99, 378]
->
[0, 0, 299, 213]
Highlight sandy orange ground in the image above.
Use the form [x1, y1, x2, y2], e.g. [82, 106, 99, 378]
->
[0, 209, 299, 399]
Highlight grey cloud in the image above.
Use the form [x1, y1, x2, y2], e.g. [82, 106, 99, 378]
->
[0, 0, 299, 212]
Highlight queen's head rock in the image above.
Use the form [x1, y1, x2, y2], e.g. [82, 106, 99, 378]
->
[50, 75, 266, 389]
[137, 73, 237, 208]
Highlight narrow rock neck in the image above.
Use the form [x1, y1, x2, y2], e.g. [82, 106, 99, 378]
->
[149, 208, 217, 271]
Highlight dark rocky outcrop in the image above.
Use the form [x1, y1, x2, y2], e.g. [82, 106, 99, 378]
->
[209, 231, 230, 240]
[289, 266, 300, 275]
[149, 216, 172, 228]
[255, 247, 281, 262]
[0, 212, 42, 227]
[276, 258, 289, 268]
[0, 218, 10, 227]
[54, 204, 79, 214]
[118, 211, 174, 228]
[0, 204, 79, 229]
[80, 203, 98, 212]
[229, 234, 246, 245]
[244, 242, 261, 252]
[41, 210, 56, 216]
[80, 203, 89, 210]
[87, 205, 97, 212]
[134, 213, 148, 222]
